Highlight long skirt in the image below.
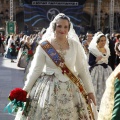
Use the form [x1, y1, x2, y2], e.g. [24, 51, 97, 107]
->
[17, 49, 28, 68]
[0, 43, 5, 54]
[5, 48, 17, 59]
[17, 53, 28, 68]
[15, 74, 96, 120]
[90, 65, 112, 110]
[17, 48, 23, 62]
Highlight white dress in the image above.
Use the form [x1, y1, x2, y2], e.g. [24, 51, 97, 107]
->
[14, 39, 97, 120]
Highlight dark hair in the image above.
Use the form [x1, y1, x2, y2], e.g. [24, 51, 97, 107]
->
[86, 31, 93, 35]
[53, 15, 71, 31]
[96, 35, 105, 43]
[117, 35, 120, 39]
[42, 30, 46, 35]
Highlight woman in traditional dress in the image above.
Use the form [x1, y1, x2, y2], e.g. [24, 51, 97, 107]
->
[24, 32, 46, 82]
[88, 32, 112, 110]
[17, 35, 27, 63]
[5, 35, 17, 62]
[15, 13, 97, 120]
[23, 34, 38, 82]
[17, 35, 31, 68]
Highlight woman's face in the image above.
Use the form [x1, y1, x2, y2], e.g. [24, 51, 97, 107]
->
[27, 37, 30, 42]
[55, 18, 69, 39]
[97, 36, 106, 47]
[12, 36, 14, 39]
[86, 34, 93, 42]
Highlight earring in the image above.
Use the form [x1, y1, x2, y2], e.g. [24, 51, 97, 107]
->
[66, 35, 68, 39]
[54, 31, 56, 39]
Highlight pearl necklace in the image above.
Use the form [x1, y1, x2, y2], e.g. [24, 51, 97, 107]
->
[55, 39, 68, 59]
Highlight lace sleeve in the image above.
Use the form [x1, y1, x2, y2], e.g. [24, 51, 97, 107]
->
[75, 41, 95, 93]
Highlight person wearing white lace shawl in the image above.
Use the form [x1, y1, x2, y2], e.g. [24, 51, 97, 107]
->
[14, 13, 97, 120]
[88, 32, 112, 110]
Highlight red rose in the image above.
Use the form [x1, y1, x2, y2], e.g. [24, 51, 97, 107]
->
[9, 88, 27, 102]
[16, 47, 20, 51]
[28, 50, 33, 55]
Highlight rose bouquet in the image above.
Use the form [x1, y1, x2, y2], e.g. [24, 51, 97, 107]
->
[16, 46, 20, 52]
[27, 50, 34, 61]
[4, 88, 28, 114]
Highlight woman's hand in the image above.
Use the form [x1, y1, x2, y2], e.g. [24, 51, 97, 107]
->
[88, 93, 96, 106]
[95, 56, 102, 62]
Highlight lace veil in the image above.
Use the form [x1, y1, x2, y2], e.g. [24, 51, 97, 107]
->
[88, 31, 110, 57]
[41, 13, 87, 59]
[41, 13, 79, 42]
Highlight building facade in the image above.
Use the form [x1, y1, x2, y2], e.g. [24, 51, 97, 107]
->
[0, 0, 120, 35]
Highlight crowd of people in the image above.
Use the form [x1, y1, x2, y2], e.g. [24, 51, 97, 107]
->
[2, 13, 120, 120]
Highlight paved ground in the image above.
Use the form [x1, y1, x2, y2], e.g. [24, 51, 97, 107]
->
[0, 54, 25, 120]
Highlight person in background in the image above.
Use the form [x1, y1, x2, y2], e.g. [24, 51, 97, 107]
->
[88, 32, 112, 110]
[17, 36, 31, 69]
[36, 28, 46, 43]
[0, 33, 5, 56]
[19, 33, 24, 42]
[15, 35, 20, 46]
[14, 13, 97, 120]
[17, 35, 28, 68]
[106, 33, 116, 70]
[23, 34, 38, 82]
[24, 31, 46, 82]
[114, 35, 120, 67]
[5, 35, 17, 62]
[82, 31, 93, 59]
[79, 34, 86, 44]
[6, 35, 10, 45]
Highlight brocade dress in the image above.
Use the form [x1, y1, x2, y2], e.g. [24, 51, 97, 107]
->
[15, 39, 97, 120]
